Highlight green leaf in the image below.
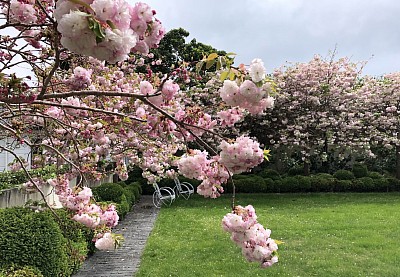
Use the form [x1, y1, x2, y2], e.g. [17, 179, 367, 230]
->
[226, 52, 237, 57]
[228, 71, 236, 81]
[206, 53, 218, 61]
[206, 59, 215, 70]
[263, 149, 271, 161]
[68, 0, 93, 10]
[106, 20, 117, 30]
[88, 17, 106, 40]
[220, 71, 229, 81]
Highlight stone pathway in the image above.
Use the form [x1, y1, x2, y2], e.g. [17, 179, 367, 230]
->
[73, 195, 159, 277]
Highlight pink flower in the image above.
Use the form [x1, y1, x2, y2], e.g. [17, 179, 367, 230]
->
[65, 66, 92, 90]
[100, 204, 119, 227]
[8, 0, 37, 24]
[73, 213, 101, 228]
[162, 80, 179, 101]
[219, 136, 264, 174]
[249, 58, 266, 83]
[95, 233, 115, 250]
[222, 205, 278, 268]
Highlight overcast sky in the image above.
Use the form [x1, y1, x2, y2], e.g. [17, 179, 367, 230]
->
[137, 0, 400, 76]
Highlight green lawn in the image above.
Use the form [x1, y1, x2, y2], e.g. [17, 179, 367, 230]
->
[136, 193, 400, 277]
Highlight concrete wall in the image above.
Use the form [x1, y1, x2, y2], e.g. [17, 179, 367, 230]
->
[0, 174, 114, 209]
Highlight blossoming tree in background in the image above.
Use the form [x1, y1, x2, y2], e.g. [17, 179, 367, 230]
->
[0, 0, 278, 267]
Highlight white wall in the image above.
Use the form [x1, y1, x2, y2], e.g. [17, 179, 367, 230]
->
[0, 138, 31, 172]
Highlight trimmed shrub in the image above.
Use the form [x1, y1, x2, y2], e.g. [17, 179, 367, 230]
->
[0, 207, 71, 277]
[386, 177, 400, 191]
[92, 183, 131, 218]
[368, 171, 384, 179]
[335, 179, 352, 191]
[233, 174, 252, 180]
[361, 177, 375, 191]
[258, 169, 281, 180]
[233, 176, 266, 193]
[352, 164, 368, 178]
[122, 187, 135, 207]
[373, 177, 390, 192]
[287, 166, 304, 176]
[92, 183, 125, 203]
[0, 265, 43, 277]
[333, 170, 355, 180]
[116, 194, 130, 219]
[53, 209, 94, 273]
[310, 174, 335, 192]
[279, 176, 299, 193]
[295, 175, 312, 192]
[129, 181, 142, 198]
[263, 178, 278, 193]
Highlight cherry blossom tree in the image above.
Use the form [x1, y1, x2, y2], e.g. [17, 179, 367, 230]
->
[238, 55, 369, 174]
[0, 0, 278, 266]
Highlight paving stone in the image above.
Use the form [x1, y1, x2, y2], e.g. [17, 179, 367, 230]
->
[73, 195, 159, 277]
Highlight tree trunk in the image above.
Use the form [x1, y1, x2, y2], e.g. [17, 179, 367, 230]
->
[303, 161, 310, 176]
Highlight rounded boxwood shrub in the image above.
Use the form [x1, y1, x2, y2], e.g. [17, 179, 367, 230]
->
[333, 170, 355, 180]
[233, 174, 252, 180]
[295, 175, 312, 192]
[116, 194, 130, 219]
[92, 183, 125, 203]
[263, 178, 277, 192]
[233, 176, 266, 193]
[368, 171, 384, 179]
[352, 164, 368, 178]
[373, 177, 390, 192]
[310, 174, 335, 192]
[335, 179, 352, 191]
[357, 177, 375, 191]
[0, 265, 44, 277]
[129, 181, 142, 197]
[279, 176, 299, 192]
[53, 209, 95, 273]
[122, 187, 135, 207]
[386, 177, 400, 191]
[0, 207, 71, 277]
[287, 166, 304, 176]
[258, 169, 281, 180]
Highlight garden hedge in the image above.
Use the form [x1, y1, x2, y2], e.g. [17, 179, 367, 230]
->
[223, 171, 400, 193]
[0, 207, 71, 277]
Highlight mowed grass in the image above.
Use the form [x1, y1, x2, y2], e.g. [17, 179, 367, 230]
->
[136, 193, 400, 277]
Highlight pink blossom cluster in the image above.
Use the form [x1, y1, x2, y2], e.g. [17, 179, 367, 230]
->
[219, 136, 264, 174]
[7, 0, 37, 24]
[218, 58, 274, 115]
[217, 107, 244, 127]
[20, 177, 46, 193]
[196, 160, 229, 198]
[220, 79, 274, 115]
[47, 175, 120, 249]
[94, 232, 115, 251]
[55, 1, 164, 63]
[248, 58, 267, 83]
[65, 67, 93, 90]
[3, 0, 54, 26]
[176, 150, 229, 198]
[222, 205, 278, 268]
[174, 107, 217, 140]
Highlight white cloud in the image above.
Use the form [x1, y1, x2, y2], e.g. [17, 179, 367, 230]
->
[134, 0, 400, 75]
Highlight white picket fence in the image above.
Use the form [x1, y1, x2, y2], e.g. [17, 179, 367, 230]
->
[0, 174, 114, 209]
